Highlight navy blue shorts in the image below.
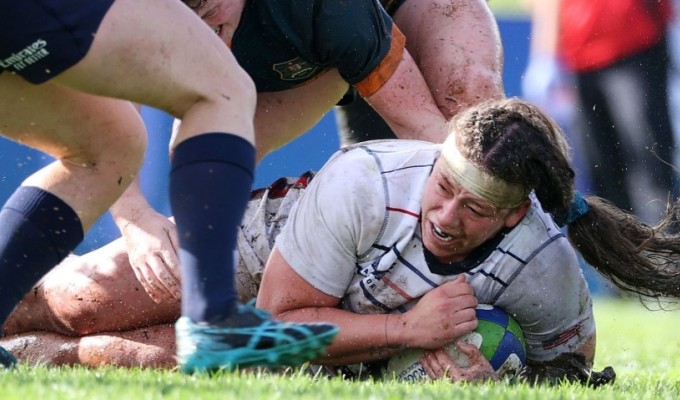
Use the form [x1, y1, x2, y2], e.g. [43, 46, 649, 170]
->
[0, 0, 114, 84]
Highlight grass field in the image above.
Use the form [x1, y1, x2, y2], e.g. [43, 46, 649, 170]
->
[488, 0, 527, 17]
[1, 298, 680, 399]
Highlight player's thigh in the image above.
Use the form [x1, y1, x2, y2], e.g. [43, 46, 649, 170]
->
[254, 70, 348, 158]
[393, 0, 503, 117]
[0, 73, 145, 161]
[5, 238, 178, 336]
[44, 239, 180, 334]
[53, 0, 255, 137]
[68, 239, 179, 333]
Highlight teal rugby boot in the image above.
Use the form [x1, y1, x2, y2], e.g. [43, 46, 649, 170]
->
[176, 300, 338, 374]
[0, 345, 17, 369]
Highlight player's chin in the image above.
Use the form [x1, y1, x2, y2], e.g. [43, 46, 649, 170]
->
[423, 230, 465, 262]
[423, 240, 464, 263]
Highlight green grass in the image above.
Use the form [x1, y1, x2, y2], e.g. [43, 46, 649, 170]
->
[1, 298, 680, 399]
[487, 0, 528, 17]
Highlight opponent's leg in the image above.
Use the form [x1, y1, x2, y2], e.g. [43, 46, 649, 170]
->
[57, 0, 337, 371]
[3, 235, 180, 337]
[3, 170, 302, 336]
[0, 324, 175, 368]
[0, 77, 147, 363]
[52, 0, 257, 332]
[0, 77, 147, 233]
[0, 3, 149, 370]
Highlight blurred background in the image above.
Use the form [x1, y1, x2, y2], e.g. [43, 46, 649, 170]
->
[2, 0, 675, 296]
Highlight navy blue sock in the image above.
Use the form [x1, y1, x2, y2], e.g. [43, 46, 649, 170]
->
[0, 187, 83, 329]
[170, 133, 255, 324]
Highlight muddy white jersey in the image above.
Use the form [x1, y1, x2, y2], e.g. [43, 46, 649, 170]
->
[261, 140, 594, 362]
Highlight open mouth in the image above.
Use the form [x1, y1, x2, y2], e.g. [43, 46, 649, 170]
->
[433, 224, 453, 241]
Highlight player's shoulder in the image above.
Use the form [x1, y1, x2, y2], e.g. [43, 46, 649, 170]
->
[502, 195, 577, 265]
[514, 195, 562, 237]
[313, 139, 438, 197]
[334, 139, 440, 167]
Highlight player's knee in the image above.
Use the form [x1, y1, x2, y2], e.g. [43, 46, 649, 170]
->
[210, 68, 256, 116]
[49, 304, 101, 336]
[196, 64, 256, 117]
[61, 113, 147, 182]
[170, 70, 256, 146]
[99, 116, 147, 172]
[229, 68, 256, 106]
[43, 281, 108, 336]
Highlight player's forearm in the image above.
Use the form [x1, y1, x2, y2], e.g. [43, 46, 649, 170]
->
[109, 176, 152, 233]
[277, 308, 408, 366]
[109, 102, 151, 228]
[367, 51, 447, 143]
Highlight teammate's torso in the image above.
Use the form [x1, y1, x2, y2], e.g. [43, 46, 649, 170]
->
[232, 0, 394, 92]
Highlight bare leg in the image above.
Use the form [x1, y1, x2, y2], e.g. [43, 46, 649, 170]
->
[55, 0, 256, 146]
[393, 0, 504, 118]
[0, 0, 256, 234]
[3, 236, 179, 336]
[0, 324, 175, 368]
[0, 75, 147, 232]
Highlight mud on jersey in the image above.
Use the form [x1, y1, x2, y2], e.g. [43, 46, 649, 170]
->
[240, 140, 595, 366]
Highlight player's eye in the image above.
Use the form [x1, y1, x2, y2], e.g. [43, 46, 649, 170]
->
[200, 6, 217, 22]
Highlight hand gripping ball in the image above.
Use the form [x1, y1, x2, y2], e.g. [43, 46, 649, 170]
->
[386, 304, 527, 381]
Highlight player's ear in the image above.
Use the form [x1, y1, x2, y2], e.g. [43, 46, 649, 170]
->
[503, 199, 531, 228]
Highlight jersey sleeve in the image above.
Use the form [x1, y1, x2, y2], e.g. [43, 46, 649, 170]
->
[497, 238, 596, 362]
[311, 0, 405, 97]
[274, 149, 387, 297]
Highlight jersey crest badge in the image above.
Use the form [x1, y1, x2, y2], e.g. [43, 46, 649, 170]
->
[272, 57, 318, 81]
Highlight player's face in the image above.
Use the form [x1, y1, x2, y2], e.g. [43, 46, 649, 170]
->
[190, 0, 237, 37]
[421, 159, 521, 264]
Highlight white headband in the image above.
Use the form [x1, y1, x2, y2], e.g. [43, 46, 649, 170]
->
[439, 135, 529, 209]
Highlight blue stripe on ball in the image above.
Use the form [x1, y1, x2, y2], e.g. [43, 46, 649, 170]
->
[476, 305, 509, 328]
[489, 330, 527, 370]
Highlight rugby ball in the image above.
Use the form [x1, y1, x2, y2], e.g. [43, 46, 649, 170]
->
[385, 304, 526, 381]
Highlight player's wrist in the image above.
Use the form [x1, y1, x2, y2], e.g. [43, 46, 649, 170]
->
[384, 313, 408, 349]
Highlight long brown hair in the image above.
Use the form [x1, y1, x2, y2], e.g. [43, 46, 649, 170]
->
[451, 97, 680, 298]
